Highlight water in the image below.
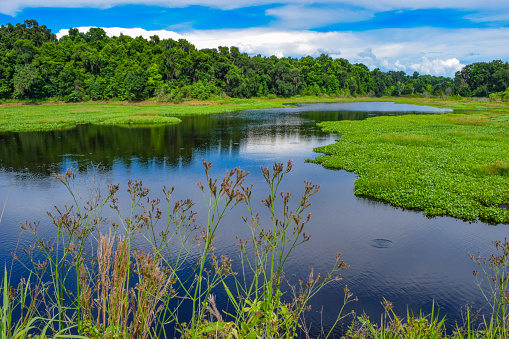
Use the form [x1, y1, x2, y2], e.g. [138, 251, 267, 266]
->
[0, 102, 506, 335]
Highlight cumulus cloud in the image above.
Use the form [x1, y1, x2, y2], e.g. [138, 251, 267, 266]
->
[354, 48, 408, 73]
[358, 47, 376, 59]
[2, 0, 509, 16]
[409, 57, 464, 76]
[55, 26, 509, 77]
[394, 60, 407, 72]
[56, 26, 357, 58]
[56, 26, 185, 40]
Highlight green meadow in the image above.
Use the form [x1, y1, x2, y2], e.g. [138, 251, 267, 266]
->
[0, 99, 286, 132]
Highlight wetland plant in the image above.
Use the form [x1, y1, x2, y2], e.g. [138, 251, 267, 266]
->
[12, 160, 352, 338]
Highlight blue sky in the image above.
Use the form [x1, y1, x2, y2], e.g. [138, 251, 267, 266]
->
[1, 1, 508, 77]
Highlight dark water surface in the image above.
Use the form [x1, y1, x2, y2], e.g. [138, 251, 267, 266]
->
[1, 102, 506, 335]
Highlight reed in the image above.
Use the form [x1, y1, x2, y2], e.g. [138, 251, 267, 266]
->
[10, 160, 351, 338]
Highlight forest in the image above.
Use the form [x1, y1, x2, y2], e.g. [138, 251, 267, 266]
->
[1, 20, 509, 102]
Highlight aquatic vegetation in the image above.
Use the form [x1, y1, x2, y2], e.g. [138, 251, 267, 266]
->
[313, 113, 509, 224]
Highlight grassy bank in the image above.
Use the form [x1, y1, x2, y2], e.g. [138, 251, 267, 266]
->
[0, 98, 287, 132]
[312, 112, 509, 224]
[1, 96, 508, 133]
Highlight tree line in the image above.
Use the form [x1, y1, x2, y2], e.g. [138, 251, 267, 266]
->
[1, 20, 508, 102]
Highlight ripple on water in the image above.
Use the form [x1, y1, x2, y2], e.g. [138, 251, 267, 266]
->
[370, 239, 393, 248]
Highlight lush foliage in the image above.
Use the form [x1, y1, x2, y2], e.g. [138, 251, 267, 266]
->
[313, 113, 509, 224]
[0, 20, 485, 103]
[454, 61, 509, 98]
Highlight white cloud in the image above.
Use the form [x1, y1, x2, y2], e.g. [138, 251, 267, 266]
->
[55, 26, 509, 77]
[394, 60, 407, 71]
[273, 50, 284, 58]
[464, 12, 509, 22]
[358, 47, 376, 59]
[265, 5, 373, 29]
[2, 0, 509, 16]
[56, 26, 185, 40]
[409, 57, 464, 76]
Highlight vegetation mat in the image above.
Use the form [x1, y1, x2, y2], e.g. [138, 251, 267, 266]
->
[313, 112, 509, 224]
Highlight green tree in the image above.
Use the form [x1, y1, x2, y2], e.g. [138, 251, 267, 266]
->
[124, 68, 149, 101]
[12, 64, 40, 100]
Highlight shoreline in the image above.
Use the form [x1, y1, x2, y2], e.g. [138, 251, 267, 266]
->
[1, 96, 508, 133]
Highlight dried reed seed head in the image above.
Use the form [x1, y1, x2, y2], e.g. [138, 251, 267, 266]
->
[262, 195, 273, 209]
[208, 178, 218, 196]
[273, 162, 284, 178]
[202, 158, 212, 172]
[162, 185, 175, 200]
[54, 167, 78, 185]
[286, 159, 294, 172]
[344, 285, 354, 299]
[503, 289, 509, 304]
[381, 299, 394, 310]
[196, 182, 204, 191]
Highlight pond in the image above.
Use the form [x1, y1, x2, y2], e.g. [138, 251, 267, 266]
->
[0, 102, 506, 336]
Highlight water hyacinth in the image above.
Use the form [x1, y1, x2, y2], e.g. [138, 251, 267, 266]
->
[313, 113, 509, 224]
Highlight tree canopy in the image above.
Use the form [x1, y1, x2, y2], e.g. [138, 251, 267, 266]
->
[0, 20, 507, 102]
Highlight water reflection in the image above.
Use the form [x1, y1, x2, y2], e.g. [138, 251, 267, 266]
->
[0, 102, 450, 177]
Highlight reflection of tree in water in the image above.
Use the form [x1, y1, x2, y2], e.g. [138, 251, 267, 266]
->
[0, 108, 403, 177]
[0, 116, 238, 175]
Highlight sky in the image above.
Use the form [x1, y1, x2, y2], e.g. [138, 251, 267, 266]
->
[0, 1, 508, 77]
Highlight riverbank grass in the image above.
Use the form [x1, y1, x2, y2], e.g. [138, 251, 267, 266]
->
[0, 99, 287, 132]
[312, 112, 509, 224]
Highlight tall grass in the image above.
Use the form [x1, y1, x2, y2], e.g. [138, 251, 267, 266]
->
[8, 160, 353, 338]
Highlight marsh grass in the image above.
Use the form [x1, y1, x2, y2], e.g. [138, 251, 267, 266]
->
[0, 99, 286, 132]
[379, 134, 447, 147]
[477, 161, 509, 177]
[492, 115, 509, 122]
[445, 116, 489, 126]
